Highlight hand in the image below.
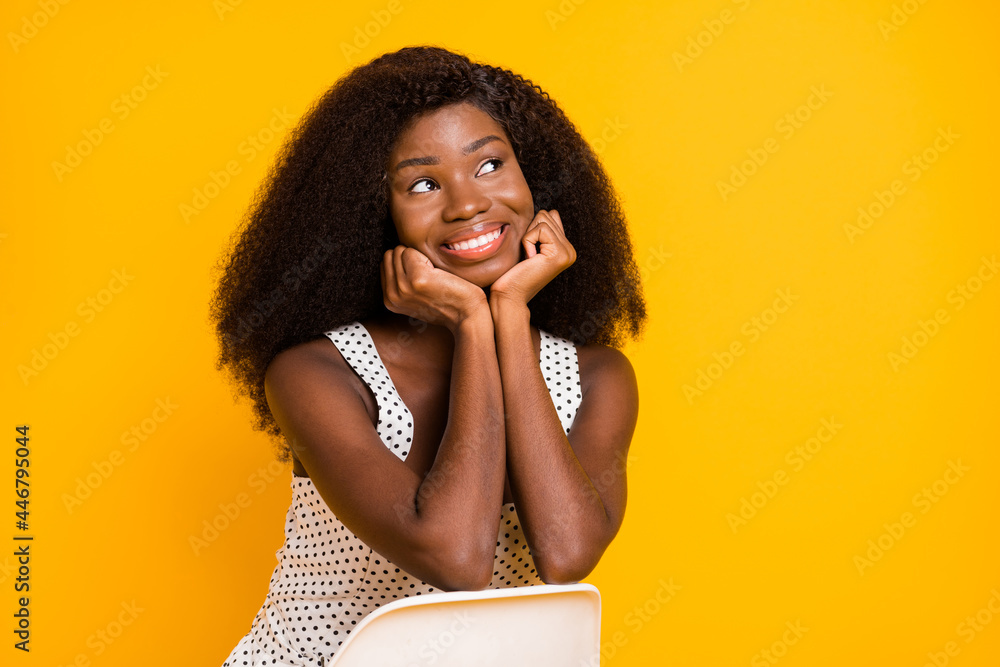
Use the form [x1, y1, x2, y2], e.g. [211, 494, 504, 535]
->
[381, 245, 488, 333]
[489, 209, 576, 307]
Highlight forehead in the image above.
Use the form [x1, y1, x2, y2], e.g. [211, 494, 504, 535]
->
[391, 101, 507, 156]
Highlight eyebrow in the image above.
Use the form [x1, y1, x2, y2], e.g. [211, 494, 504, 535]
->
[393, 135, 504, 173]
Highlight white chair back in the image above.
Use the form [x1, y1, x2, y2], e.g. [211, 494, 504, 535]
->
[325, 583, 601, 666]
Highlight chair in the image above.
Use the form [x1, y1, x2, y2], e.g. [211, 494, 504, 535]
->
[324, 583, 602, 666]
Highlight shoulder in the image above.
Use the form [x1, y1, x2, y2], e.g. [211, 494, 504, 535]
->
[264, 332, 379, 441]
[264, 333, 366, 406]
[266, 335, 342, 381]
[574, 341, 638, 405]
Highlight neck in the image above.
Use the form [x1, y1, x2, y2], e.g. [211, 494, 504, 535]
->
[370, 309, 457, 368]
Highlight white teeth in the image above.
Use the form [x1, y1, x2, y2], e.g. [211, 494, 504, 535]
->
[447, 228, 501, 251]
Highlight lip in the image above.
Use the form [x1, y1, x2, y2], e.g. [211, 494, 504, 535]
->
[441, 221, 507, 245]
[440, 224, 508, 260]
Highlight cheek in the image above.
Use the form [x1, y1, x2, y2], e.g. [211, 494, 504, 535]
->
[496, 173, 533, 210]
[520, 184, 534, 211]
[390, 211, 432, 247]
[388, 198, 402, 231]
[507, 169, 534, 211]
[389, 196, 417, 241]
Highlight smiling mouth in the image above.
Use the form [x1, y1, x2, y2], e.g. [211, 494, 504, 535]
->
[441, 224, 508, 259]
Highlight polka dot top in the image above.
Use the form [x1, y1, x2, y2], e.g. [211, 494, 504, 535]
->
[222, 321, 582, 667]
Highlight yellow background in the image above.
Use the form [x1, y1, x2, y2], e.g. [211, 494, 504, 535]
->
[2, 0, 998, 665]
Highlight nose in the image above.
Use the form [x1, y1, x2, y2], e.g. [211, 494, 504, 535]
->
[441, 176, 491, 222]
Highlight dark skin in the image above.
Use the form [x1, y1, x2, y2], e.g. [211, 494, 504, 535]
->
[287, 313, 540, 506]
[265, 101, 639, 591]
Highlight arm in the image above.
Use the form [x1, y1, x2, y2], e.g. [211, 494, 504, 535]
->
[265, 248, 506, 592]
[488, 209, 639, 583]
[491, 298, 638, 584]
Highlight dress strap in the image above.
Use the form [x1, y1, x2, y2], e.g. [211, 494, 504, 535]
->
[538, 329, 582, 435]
[322, 323, 580, 457]
[323, 322, 414, 461]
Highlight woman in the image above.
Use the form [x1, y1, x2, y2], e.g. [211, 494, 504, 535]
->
[212, 45, 646, 666]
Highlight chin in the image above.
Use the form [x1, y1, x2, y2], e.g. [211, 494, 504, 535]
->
[436, 254, 518, 290]
[459, 270, 500, 291]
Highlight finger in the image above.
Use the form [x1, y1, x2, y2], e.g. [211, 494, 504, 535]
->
[534, 222, 560, 254]
[402, 247, 435, 289]
[392, 245, 408, 287]
[548, 210, 565, 234]
[536, 222, 575, 266]
[530, 222, 572, 261]
[382, 250, 398, 305]
[535, 210, 564, 240]
[401, 246, 430, 272]
[522, 223, 542, 258]
[524, 238, 537, 259]
[400, 247, 425, 289]
[533, 210, 553, 228]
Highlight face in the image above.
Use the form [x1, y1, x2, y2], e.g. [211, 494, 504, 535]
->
[386, 101, 535, 288]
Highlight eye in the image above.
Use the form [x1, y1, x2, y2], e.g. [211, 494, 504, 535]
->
[477, 158, 503, 176]
[408, 178, 437, 194]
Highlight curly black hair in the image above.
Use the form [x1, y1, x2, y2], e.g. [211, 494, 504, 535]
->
[209, 45, 647, 461]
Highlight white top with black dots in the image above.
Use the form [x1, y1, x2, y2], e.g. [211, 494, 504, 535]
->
[221, 321, 583, 667]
